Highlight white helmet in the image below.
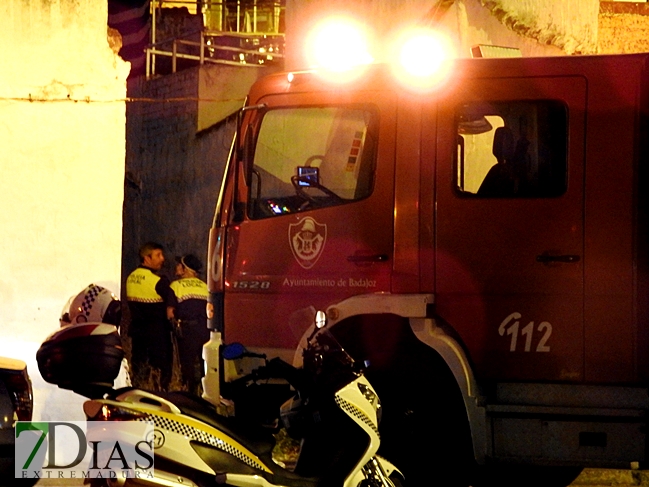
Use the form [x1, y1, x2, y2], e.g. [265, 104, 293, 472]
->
[60, 284, 121, 327]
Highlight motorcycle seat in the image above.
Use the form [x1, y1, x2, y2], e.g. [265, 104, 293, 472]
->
[156, 393, 327, 487]
[156, 390, 278, 455]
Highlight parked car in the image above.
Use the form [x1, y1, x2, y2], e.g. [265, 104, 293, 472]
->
[0, 356, 34, 486]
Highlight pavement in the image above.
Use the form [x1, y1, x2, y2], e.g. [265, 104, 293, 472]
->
[572, 469, 649, 486]
[35, 479, 84, 486]
[28, 468, 649, 487]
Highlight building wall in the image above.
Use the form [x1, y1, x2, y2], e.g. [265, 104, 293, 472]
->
[0, 0, 129, 420]
[284, 0, 600, 70]
[473, 0, 599, 54]
[123, 64, 275, 293]
[599, 1, 649, 53]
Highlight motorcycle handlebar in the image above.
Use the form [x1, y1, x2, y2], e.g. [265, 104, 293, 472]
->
[256, 357, 306, 390]
[228, 357, 306, 392]
[241, 351, 267, 360]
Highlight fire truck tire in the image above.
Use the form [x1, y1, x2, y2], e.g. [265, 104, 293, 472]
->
[331, 315, 474, 486]
[367, 350, 476, 487]
[331, 315, 582, 487]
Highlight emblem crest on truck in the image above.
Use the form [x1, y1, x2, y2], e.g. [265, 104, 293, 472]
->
[289, 217, 327, 269]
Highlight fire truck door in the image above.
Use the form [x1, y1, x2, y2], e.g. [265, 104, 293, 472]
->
[435, 76, 586, 381]
[225, 95, 395, 351]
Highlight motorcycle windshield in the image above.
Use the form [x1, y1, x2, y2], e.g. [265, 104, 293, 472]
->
[303, 327, 359, 393]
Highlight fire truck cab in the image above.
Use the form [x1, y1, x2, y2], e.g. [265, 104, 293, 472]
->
[207, 52, 649, 481]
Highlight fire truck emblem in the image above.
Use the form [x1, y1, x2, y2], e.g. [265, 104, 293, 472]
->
[289, 217, 327, 269]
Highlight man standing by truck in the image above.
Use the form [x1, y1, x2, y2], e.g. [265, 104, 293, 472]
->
[126, 241, 174, 390]
[168, 254, 209, 395]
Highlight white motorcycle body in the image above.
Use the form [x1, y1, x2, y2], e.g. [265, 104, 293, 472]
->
[38, 319, 403, 487]
[83, 368, 400, 487]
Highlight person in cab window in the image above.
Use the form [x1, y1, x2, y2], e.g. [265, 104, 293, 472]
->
[478, 126, 516, 197]
[126, 242, 174, 390]
[168, 254, 209, 395]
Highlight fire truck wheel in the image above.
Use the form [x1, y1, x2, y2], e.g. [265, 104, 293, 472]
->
[368, 351, 476, 487]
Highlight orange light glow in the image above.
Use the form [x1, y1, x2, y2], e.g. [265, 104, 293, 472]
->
[390, 28, 456, 92]
[305, 17, 374, 80]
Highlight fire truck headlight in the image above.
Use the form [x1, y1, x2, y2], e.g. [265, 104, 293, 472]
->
[306, 17, 374, 77]
[391, 28, 455, 92]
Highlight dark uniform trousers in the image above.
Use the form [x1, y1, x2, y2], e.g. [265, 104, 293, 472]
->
[170, 277, 209, 395]
[126, 267, 173, 390]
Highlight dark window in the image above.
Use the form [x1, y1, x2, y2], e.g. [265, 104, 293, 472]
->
[456, 101, 567, 197]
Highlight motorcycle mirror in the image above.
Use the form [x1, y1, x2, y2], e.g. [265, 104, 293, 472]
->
[315, 310, 327, 329]
[306, 310, 328, 343]
[222, 342, 247, 360]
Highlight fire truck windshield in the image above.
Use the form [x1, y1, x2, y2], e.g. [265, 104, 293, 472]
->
[247, 106, 377, 219]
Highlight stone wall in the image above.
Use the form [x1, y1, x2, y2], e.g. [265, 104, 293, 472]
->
[284, 0, 602, 69]
[475, 0, 599, 54]
[123, 64, 275, 289]
[0, 0, 129, 420]
[599, 1, 649, 53]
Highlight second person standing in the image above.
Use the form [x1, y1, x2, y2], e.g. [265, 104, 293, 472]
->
[168, 254, 210, 395]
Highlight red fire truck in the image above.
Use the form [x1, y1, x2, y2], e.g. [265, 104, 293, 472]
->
[206, 40, 649, 484]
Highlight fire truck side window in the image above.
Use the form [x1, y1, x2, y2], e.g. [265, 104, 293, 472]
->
[455, 100, 567, 197]
[248, 106, 376, 219]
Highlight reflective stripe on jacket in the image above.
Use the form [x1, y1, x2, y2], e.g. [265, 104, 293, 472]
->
[126, 267, 164, 303]
[170, 278, 208, 303]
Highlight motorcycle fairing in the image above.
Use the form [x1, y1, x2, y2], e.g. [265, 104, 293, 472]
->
[95, 393, 274, 475]
[173, 390, 369, 487]
[334, 376, 383, 487]
[137, 410, 271, 472]
[156, 390, 278, 456]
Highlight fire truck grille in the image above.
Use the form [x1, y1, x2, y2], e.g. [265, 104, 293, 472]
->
[335, 396, 380, 437]
[138, 414, 267, 471]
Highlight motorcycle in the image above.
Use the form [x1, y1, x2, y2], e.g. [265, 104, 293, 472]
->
[36, 310, 404, 487]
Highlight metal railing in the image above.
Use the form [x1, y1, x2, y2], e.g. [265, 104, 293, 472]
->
[147, 0, 285, 78]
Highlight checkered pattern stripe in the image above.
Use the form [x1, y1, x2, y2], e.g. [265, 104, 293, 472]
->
[335, 396, 379, 437]
[138, 414, 267, 471]
[177, 293, 207, 303]
[127, 297, 164, 303]
[81, 285, 103, 317]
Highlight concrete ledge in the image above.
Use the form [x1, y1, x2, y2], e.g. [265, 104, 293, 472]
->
[573, 469, 649, 486]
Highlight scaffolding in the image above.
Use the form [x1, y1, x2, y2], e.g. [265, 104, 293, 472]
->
[147, 0, 285, 78]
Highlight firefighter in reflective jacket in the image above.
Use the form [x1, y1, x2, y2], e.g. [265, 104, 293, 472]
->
[168, 254, 209, 395]
[126, 242, 174, 390]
